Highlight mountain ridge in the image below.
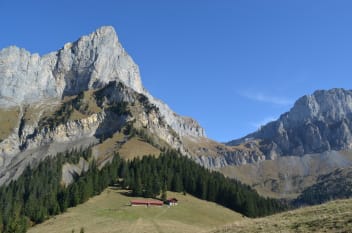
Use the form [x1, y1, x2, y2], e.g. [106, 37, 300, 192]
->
[0, 26, 205, 138]
[228, 88, 352, 157]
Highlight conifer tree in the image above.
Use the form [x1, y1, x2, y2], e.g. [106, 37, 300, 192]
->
[161, 182, 167, 201]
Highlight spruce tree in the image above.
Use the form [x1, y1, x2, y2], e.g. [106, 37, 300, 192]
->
[161, 182, 167, 201]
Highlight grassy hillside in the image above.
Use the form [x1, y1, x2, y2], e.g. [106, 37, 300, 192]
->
[28, 188, 243, 233]
[27, 187, 352, 233]
[211, 198, 352, 233]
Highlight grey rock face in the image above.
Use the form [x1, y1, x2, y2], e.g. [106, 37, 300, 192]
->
[228, 89, 352, 156]
[0, 26, 205, 138]
[0, 26, 141, 104]
[0, 47, 58, 105]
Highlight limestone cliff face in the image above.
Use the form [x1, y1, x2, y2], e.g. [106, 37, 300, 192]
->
[0, 26, 205, 139]
[0, 27, 142, 105]
[228, 89, 352, 157]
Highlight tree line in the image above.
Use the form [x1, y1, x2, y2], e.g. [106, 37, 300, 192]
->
[0, 148, 287, 232]
[121, 150, 286, 217]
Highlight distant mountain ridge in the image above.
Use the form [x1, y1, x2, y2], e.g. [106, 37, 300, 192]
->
[228, 88, 352, 157]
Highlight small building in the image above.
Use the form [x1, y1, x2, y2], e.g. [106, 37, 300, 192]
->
[130, 199, 163, 207]
[165, 198, 178, 206]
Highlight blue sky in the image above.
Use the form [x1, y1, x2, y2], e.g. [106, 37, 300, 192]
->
[1, 0, 352, 142]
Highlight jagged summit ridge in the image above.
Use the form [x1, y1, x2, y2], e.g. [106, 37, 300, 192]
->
[0, 26, 143, 106]
[228, 88, 352, 156]
[57, 26, 144, 95]
[0, 26, 205, 138]
[288, 88, 352, 125]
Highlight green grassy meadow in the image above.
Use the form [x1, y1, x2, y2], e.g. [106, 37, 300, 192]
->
[28, 188, 243, 233]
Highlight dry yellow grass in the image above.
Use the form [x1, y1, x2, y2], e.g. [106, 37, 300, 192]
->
[118, 137, 161, 159]
[69, 109, 89, 121]
[0, 107, 20, 140]
[22, 100, 60, 125]
[211, 198, 352, 233]
[93, 132, 125, 157]
[28, 188, 243, 233]
[68, 90, 102, 121]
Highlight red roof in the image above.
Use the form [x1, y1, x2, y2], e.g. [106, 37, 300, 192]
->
[131, 199, 163, 205]
[167, 198, 178, 202]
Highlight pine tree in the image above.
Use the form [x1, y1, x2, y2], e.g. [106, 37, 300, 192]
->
[172, 174, 183, 192]
[143, 177, 154, 198]
[161, 182, 167, 201]
[0, 213, 3, 233]
[151, 175, 161, 197]
[69, 183, 80, 207]
[133, 175, 143, 197]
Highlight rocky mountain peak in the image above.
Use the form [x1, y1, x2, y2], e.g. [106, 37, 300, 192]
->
[65, 26, 119, 50]
[288, 88, 352, 125]
[0, 26, 144, 107]
[57, 25, 144, 96]
[228, 88, 352, 157]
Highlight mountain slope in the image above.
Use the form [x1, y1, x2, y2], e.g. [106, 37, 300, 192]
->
[220, 150, 352, 199]
[296, 166, 352, 205]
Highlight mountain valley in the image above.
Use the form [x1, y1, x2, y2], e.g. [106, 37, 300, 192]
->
[1, 26, 352, 232]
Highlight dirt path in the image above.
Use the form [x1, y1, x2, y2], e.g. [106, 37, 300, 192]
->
[129, 218, 142, 233]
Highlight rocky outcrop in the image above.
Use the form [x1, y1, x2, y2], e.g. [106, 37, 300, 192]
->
[228, 89, 352, 157]
[0, 110, 104, 185]
[94, 81, 186, 152]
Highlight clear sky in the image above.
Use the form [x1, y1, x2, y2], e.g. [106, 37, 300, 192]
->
[1, 0, 352, 142]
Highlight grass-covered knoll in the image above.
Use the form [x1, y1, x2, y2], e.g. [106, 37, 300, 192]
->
[211, 198, 352, 233]
[93, 130, 160, 160]
[28, 188, 243, 233]
[118, 136, 161, 159]
[93, 131, 126, 158]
